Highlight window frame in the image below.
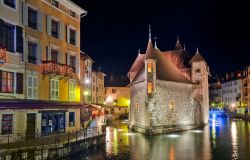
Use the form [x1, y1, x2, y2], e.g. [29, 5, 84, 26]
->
[28, 41, 37, 64]
[69, 112, 75, 127]
[51, 78, 59, 100]
[69, 28, 76, 45]
[0, 71, 14, 93]
[51, 19, 59, 39]
[3, 0, 16, 9]
[28, 7, 38, 30]
[69, 81, 76, 101]
[1, 114, 13, 135]
[27, 75, 38, 99]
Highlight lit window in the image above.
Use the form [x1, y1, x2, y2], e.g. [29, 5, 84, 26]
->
[0, 71, 14, 93]
[147, 82, 152, 94]
[147, 62, 153, 73]
[27, 75, 38, 99]
[51, 78, 59, 100]
[69, 81, 76, 101]
[169, 100, 174, 111]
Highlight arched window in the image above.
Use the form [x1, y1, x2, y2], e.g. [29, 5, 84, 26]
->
[169, 100, 174, 111]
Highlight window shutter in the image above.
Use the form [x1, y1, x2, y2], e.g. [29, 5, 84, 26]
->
[65, 53, 68, 65]
[66, 53, 70, 65]
[16, 73, 23, 94]
[16, 26, 23, 54]
[37, 10, 43, 32]
[76, 56, 79, 74]
[23, 3, 28, 26]
[67, 25, 70, 43]
[59, 21, 64, 40]
[19, 2, 23, 25]
[24, 39, 28, 62]
[76, 30, 79, 47]
[37, 44, 42, 64]
[46, 15, 51, 36]
[47, 46, 51, 61]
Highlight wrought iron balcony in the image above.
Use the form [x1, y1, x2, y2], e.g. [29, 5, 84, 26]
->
[0, 46, 7, 65]
[42, 61, 73, 79]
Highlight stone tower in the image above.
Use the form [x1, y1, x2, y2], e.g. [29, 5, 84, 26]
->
[190, 48, 210, 124]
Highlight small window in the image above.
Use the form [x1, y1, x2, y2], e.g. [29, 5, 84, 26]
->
[147, 82, 152, 94]
[0, 71, 14, 93]
[4, 0, 15, 9]
[112, 89, 116, 94]
[169, 100, 174, 111]
[69, 112, 75, 127]
[69, 10, 76, 18]
[195, 69, 201, 73]
[69, 55, 76, 72]
[147, 62, 153, 73]
[51, 0, 59, 8]
[136, 103, 139, 111]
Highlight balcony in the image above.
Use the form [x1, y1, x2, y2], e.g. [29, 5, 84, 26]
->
[42, 61, 73, 79]
[0, 46, 7, 65]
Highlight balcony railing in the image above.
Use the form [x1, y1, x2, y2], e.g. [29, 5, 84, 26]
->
[42, 61, 73, 78]
[0, 46, 7, 65]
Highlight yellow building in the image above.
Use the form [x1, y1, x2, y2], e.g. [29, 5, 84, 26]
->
[0, 0, 86, 136]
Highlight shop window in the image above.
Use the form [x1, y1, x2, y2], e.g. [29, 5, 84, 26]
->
[51, 78, 59, 100]
[0, 71, 14, 93]
[4, 0, 15, 9]
[1, 114, 13, 135]
[28, 41, 37, 64]
[169, 100, 174, 111]
[27, 75, 38, 99]
[147, 62, 153, 73]
[147, 82, 152, 94]
[69, 112, 75, 127]
[28, 7, 37, 30]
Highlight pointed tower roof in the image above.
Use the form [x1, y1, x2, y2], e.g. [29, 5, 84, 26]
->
[145, 25, 155, 59]
[190, 47, 206, 63]
[175, 36, 183, 50]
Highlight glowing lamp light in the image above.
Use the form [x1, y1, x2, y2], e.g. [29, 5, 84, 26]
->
[231, 103, 236, 107]
[166, 134, 180, 138]
[106, 96, 113, 103]
[85, 78, 90, 84]
[84, 91, 89, 96]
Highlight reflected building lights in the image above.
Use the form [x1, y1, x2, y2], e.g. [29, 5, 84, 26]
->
[169, 145, 175, 160]
[231, 122, 239, 159]
[166, 134, 180, 138]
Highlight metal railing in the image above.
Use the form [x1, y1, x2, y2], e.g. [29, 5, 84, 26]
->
[0, 126, 106, 151]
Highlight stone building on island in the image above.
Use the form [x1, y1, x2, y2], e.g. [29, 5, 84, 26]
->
[128, 28, 210, 135]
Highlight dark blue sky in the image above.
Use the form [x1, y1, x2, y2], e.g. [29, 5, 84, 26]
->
[73, 0, 250, 76]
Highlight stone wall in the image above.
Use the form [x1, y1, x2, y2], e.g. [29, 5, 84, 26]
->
[129, 82, 151, 128]
[129, 80, 205, 135]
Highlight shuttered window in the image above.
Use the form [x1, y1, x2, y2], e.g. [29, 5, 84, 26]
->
[69, 81, 76, 101]
[51, 78, 59, 100]
[27, 75, 37, 99]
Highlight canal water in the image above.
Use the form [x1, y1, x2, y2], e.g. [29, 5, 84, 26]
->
[69, 112, 250, 160]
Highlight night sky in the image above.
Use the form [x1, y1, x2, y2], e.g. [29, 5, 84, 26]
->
[73, 0, 250, 76]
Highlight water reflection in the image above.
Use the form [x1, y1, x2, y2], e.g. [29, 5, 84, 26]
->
[68, 113, 250, 160]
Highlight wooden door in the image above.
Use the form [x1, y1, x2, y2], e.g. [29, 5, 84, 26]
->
[26, 113, 36, 140]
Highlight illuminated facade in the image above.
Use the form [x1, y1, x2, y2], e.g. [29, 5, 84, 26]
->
[0, 0, 86, 136]
[128, 29, 210, 135]
[92, 71, 106, 104]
